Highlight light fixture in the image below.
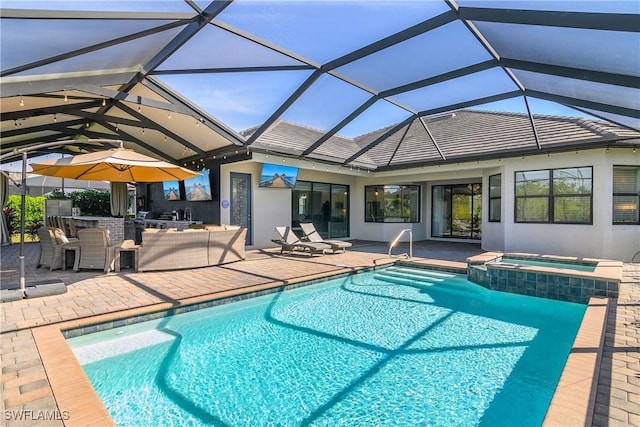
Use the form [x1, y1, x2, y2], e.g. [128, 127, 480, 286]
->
[19, 95, 24, 107]
[142, 127, 145, 134]
[138, 104, 141, 113]
[615, 203, 637, 211]
[168, 111, 171, 119]
[102, 98, 106, 107]
[196, 118, 200, 127]
[115, 123, 119, 131]
[53, 114, 57, 122]
[64, 91, 68, 102]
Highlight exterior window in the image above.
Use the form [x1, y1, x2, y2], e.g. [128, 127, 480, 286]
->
[515, 167, 592, 224]
[613, 166, 640, 224]
[292, 181, 349, 238]
[365, 185, 420, 223]
[489, 174, 501, 222]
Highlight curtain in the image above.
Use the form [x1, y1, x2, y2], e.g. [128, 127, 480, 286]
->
[110, 182, 128, 217]
[1, 173, 10, 245]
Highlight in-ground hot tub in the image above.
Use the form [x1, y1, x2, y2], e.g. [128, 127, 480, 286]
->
[466, 252, 622, 304]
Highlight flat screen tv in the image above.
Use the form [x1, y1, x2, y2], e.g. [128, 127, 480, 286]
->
[184, 169, 212, 201]
[162, 180, 182, 201]
[259, 163, 299, 189]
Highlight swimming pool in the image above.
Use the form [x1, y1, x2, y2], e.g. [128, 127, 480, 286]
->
[68, 266, 586, 426]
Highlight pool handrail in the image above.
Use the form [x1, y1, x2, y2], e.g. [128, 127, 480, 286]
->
[388, 228, 412, 259]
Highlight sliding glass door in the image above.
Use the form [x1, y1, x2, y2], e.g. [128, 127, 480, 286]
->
[432, 183, 481, 239]
[292, 181, 349, 238]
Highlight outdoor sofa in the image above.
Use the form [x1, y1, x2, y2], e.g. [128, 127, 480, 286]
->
[137, 226, 247, 272]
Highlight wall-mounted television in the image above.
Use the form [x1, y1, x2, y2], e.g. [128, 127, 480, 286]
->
[162, 180, 182, 201]
[259, 163, 299, 188]
[185, 169, 212, 201]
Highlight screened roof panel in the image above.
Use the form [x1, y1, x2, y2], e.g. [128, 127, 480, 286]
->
[12, 25, 187, 78]
[280, 74, 372, 133]
[339, 99, 412, 138]
[514, 70, 640, 111]
[391, 67, 519, 113]
[334, 21, 492, 92]
[1, 19, 180, 73]
[578, 109, 640, 130]
[0, 1, 197, 13]
[467, 96, 530, 114]
[525, 97, 606, 121]
[475, 22, 640, 77]
[1, 1, 638, 170]
[155, 70, 314, 132]
[216, 1, 451, 64]
[457, 1, 639, 13]
[156, 24, 307, 71]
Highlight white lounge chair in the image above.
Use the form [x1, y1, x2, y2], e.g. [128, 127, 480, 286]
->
[272, 226, 331, 256]
[300, 223, 352, 253]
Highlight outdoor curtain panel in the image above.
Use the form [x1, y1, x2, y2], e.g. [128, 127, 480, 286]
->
[110, 182, 128, 217]
[1, 174, 10, 245]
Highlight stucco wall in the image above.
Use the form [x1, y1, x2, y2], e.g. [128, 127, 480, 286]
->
[218, 148, 638, 261]
[498, 148, 639, 261]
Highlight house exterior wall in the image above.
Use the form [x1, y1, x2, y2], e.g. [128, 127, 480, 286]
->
[219, 148, 638, 261]
[496, 148, 639, 262]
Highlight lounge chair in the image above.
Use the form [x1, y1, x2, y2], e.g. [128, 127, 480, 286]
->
[300, 223, 352, 253]
[272, 226, 331, 256]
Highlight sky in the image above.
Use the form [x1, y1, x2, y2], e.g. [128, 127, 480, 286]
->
[2, 0, 637, 171]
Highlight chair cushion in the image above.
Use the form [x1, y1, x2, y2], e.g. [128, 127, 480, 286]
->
[52, 228, 69, 244]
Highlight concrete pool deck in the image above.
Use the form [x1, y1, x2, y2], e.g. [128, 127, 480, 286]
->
[1, 241, 638, 426]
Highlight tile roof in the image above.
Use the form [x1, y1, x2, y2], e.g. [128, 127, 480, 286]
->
[250, 110, 639, 170]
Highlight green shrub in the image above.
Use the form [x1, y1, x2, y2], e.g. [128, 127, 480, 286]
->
[5, 194, 45, 236]
[68, 189, 110, 216]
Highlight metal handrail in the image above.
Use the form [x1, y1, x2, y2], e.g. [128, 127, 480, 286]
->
[388, 228, 412, 259]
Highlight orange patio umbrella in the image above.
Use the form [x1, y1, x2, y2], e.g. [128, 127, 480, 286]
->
[30, 142, 199, 183]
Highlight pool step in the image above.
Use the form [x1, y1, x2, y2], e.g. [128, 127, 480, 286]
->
[375, 266, 488, 297]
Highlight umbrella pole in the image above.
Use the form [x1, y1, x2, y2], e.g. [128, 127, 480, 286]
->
[19, 152, 27, 294]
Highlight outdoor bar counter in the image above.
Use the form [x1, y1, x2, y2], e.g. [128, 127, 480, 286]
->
[66, 216, 126, 243]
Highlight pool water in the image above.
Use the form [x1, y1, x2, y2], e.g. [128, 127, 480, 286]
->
[495, 257, 596, 272]
[68, 267, 586, 426]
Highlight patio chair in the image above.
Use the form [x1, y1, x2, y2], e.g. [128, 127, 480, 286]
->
[66, 217, 78, 238]
[37, 226, 64, 271]
[272, 226, 331, 256]
[300, 223, 352, 253]
[75, 228, 121, 272]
